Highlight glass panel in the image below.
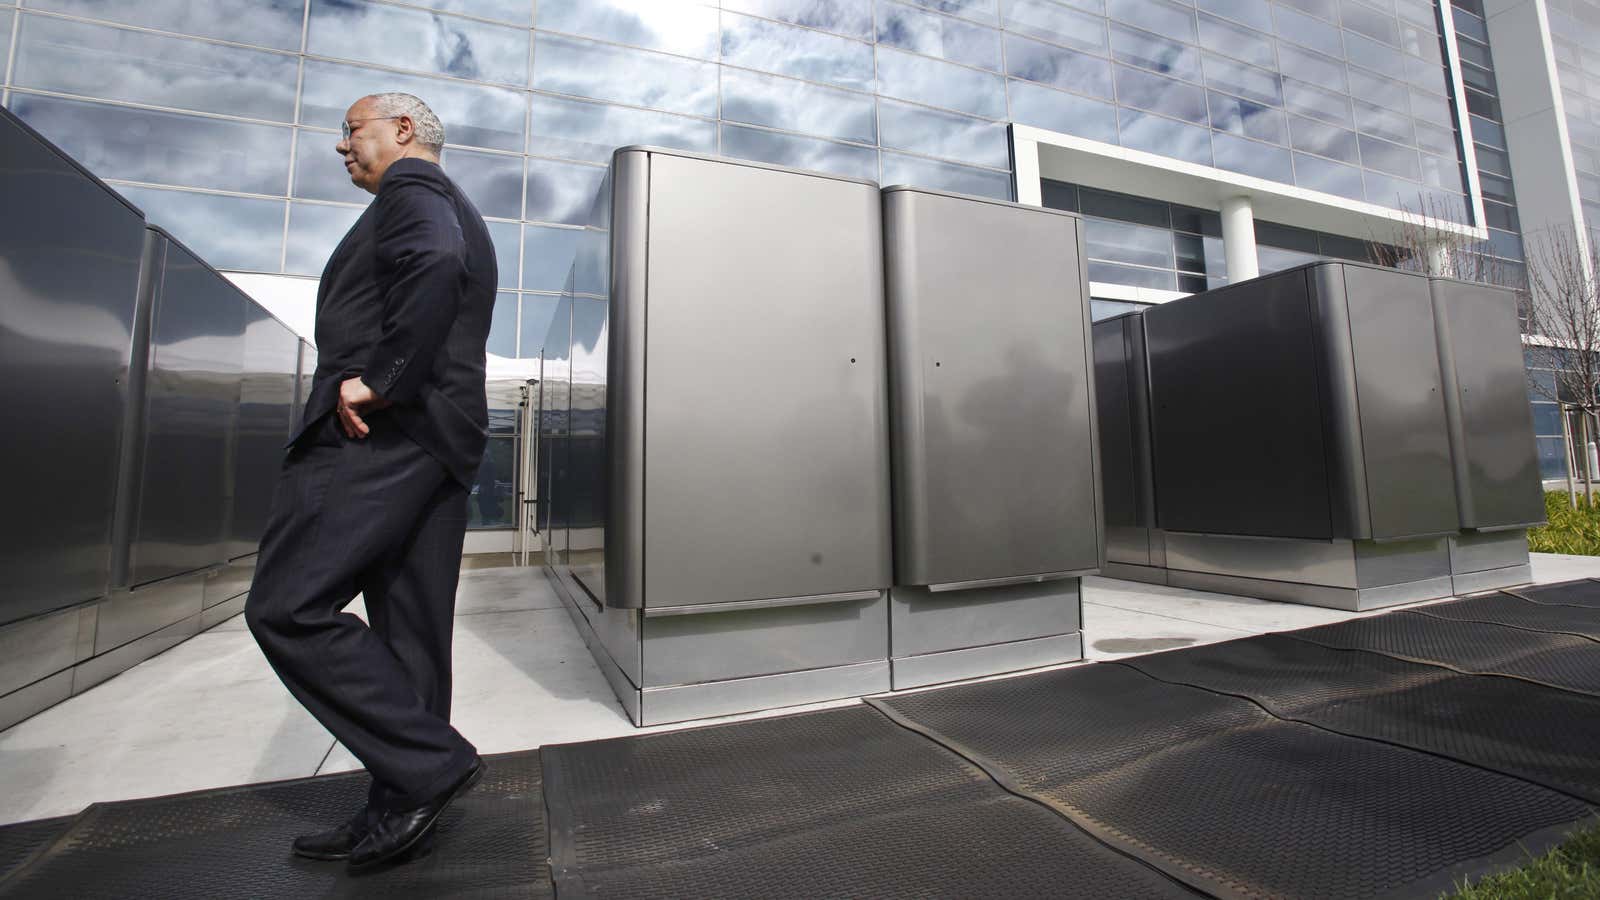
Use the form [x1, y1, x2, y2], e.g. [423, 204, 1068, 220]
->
[1209, 91, 1286, 143]
[533, 34, 718, 118]
[1112, 23, 1203, 81]
[488, 219, 521, 290]
[522, 225, 584, 292]
[1272, 4, 1343, 56]
[1200, 52, 1283, 105]
[114, 185, 286, 272]
[1358, 134, 1421, 178]
[720, 124, 880, 179]
[1409, 88, 1454, 126]
[0, 12, 12, 80]
[1531, 403, 1561, 439]
[308, 0, 528, 86]
[520, 294, 565, 359]
[294, 130, 375, 204]
[1479, 171, 1516, 203]
[1288, 115, 1359, 162]
[1418, 150, 1462, 190]
[441, 148, 524, 221]
[1276, 45, 1346, 93]
[1084, 217, 1174, 267]
[1283, 78, 1353, 126]
[528, 93, 717, 162]
[1197, 14, 1275, 70]
[1212, 131, 1294, 181]
[1354, 99, 1416, 144]
[723, 10, 877, 88]
[880, 151, 1012, 198]
[1464, 88, 1502, 120]
[1108, 0, 1198, 42]
[720, 0, 875, 39]
[1175, 232, 1206, 270]
[1005, 33, 1114, 97]
[1456, 37, 1491, 69]
[1414, 120, 1457, 155]
[1340, 0, 1400, 45]
[1487, 228, 1524, 260]
[1348, 68, 1412, 113]
[1318, 233, 1371, 261]
[1117, 65, 1208, 123]
[24, 0, 305, 51]
[1346, 33, 1408, 80]
[1257, 244, 1319, 272]
[900, 0, 1002, 23]
[1277, 0, 1340, 21]
[9, 93, 293, 195]
[1536, 436, 1568, 480]
[468, 437, 516, 529]
[1118, 108, 1215, 165]
[410, 0, 530, 25]
[285, 202, 366, 276]
[876, 1, 1004, 71]
[721, 68, 878, 143]
[525, 157, 608, 226]
[878, 99, 1010, 167]
[1080, 187, 1169, 226]
[1401, 21, 1441, 60]
[1453, 8, 1489, 41]
[536, 0, 720, 58]
[1001, 0, 1109, 52]
[13, 15, 299, 122]
[875, 45, 1008, 118]
[1396, 0, 1436, 27]
[1482, 198, 1519, 231]
[1363, 169, 1427, 208]
[1172, 204, 1223, 234]
[301, 60, 525, 152]
[1197, 0, 1273, 31]
[1292, 152, 1367, 200]
[1088, 260, 1178, 289]
[488, 292, 518, 358]
[1459, 62, 1495, 93]
[1091, 298, 1151, 320]
[1006, 78, 1119, 141]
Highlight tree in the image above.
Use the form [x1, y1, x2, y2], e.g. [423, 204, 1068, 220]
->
[1523, 224, 1600, 505]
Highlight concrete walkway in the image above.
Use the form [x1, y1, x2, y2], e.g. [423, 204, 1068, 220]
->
[2, 554, 1596, 826]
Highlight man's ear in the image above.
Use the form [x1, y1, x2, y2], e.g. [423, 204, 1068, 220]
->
[395, 115, 416, 146]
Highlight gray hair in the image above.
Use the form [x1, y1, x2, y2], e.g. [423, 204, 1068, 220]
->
[366, 92, 445, 154]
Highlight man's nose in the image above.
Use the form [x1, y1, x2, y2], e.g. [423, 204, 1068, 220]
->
[335, 137, 351, 154]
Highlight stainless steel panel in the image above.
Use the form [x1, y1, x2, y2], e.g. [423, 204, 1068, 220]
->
[1145, 267, 1337, 539]
[1430, 278, 1545, 529]
[891, 632, 1083, 690]
[1306, 262, 1370, 539]
[293, 341, 316, 427]
[883, 187, 1099, 585]
[230, 306, 299, 557]
[0, 606, 81, 697]
[1100, 561, 1170, 585]
[199, 592, 248, 632]
[641, 593, 887, 687]
[890, 579, 1079, 658]
[130, 234, 245, 585]
[1448, 529, 1529, 574]
[1337, 264, 1459, 539]
[1451, 564, 1531, 594]
[204, 556, 254, 607]
[639, 660, 889, 727]
[546, 565, 641, 686]
[566, 296, 608, 603]
[93, 570, 205, 654]
[645, 589, 882, 617]
[1163, 532, 1360, 587]
[1351, 536, 1450, 587]
[73, 612, 201, 695]
[0, 670, 73, 734]
[1, 106, 145, 624]
[1167, 569, 1453, 611]
[538, 297, 573, 571]
[641, 151, 892, 607]
[604, 153, 647, 609]
[1095, 312, 1158, 566]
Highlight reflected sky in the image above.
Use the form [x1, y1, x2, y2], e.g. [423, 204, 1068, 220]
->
[535, 34, 717, 119]
[1289, 115, 1359, 163]
[721, 0, 874, 40]
[525, 157, 608, 225]
[529, 93, 716, 162]
[520, 294, 565, 360]
[1198, 0, 1272, 31]
[877, 99, 1009, 168]
[522, 225, 583, 292]
[442, 147, 525, 220]
[285, 202, 364, 276]
[876, 2, 1003, 72]
[1006, 33, 1113, 97]
[0, 13, 10, 78]
[721, 67, 877, 144]
[538, 0, 719, 59]
[1119, 108, 1214, 166]
[1002, 0, 1107, 53]
[722, 11, 876, 89]
[1355, 99, 1415, 145]
[1110, 0, 1198, 43]
[488, 219, 520, 290]
[1284, 78, 1353, 127]
[1278, 45, 1347, 93]
[902, 0, 1000, 23]
[1007, 78, 1117, 142]
[1208, 91, 1285, 145]
[294, 130, 374, 204]
[881, 150, 1010, 198]
[308, 0, 529, 87]
[488, 292, 517, 357]
[26, 0, 306, 51]
[1197, 13, 1274, 70]
[719, 123, 879, 180]
[877, 45, 1007, 119]
[1358, 134, 1422, 180]
[11, 93, 292, 195]
[1211, 131, 1293, 182]
[1116, 64, 1207, 124]
[1274, 5, 1342, 58]
[1200, 52, 1282, 106]
[1112, 23, 1201, 82]
[13, 15, 298, 122]
[300, 60, 525, 152]
[114, 185, 286, 272]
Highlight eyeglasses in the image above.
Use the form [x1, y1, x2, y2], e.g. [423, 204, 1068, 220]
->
[341, 116, 401, 140]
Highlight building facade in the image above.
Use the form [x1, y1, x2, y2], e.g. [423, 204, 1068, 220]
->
[0, 0, 1587, 513]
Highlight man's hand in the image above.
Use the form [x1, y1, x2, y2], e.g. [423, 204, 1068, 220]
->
[337, 377, 391, 439]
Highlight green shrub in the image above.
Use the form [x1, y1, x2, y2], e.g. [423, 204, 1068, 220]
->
[1528, 491, 1600, 556]
[1447, 820, 1600, 898]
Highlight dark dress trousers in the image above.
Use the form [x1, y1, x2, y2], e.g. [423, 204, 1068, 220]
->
[246, 157, 497, 814]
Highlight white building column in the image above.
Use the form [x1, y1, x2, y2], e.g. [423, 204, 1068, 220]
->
[1424, 238, 1454, 277]
[1220, 195, 1259, 283]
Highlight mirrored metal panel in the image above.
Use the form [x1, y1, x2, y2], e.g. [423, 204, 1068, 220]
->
[230, 305, 299, 558]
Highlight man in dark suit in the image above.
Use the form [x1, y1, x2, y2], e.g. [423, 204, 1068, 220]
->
[245, 92, 497, 870]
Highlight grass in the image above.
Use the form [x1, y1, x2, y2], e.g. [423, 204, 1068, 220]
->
[1527, 491, 1600, 556]
[1446, 821, 1600, 898]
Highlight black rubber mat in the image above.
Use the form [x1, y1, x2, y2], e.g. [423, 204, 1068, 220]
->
[1506, 579, 1600, 609]
[1289, 611, 1600, 697]
[1415, 591, 1600, 641]
[1119, 633, 1600, 804]
[877, 662, 1594, 900]
[0, 750, 549, 899]
[0, 816, 74, 886]
[542, 705, 1198, 900]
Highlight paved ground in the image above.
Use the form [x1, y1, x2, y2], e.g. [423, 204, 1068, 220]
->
[1, 554, 1595, 826]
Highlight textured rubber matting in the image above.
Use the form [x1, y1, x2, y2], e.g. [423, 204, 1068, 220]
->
[877, 662, 1593, 900]
[542, 705, 1198, 900]
[1119, 633, 1600, 804]
[0, 816, 73, 886]
[0, 751, 548, 899]
[1415, 591, 1600, 641]
[1506, 579, 1600, 609]
[1288, 611, 1600, 696]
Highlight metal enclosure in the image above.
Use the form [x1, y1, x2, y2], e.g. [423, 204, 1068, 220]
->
[880, 186, 1094, 688]
[231, 305, 300, 559]
[1092, 312, 1166, 582]
[540, 148, 893, 725]
[0, 107, 144, 626]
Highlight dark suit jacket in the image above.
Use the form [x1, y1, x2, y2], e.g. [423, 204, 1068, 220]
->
[288, 157, 498, 487]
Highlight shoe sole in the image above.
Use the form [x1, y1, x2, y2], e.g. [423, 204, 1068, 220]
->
[347, 761, 484, 871]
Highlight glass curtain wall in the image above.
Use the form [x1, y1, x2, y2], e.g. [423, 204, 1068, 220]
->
[1548, 0, 1600, 233]
[1449, 0, 1525, 287]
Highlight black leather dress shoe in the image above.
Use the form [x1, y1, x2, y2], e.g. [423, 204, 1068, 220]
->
[292, 816, 366, 861]
[348, 758, 485, 870]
